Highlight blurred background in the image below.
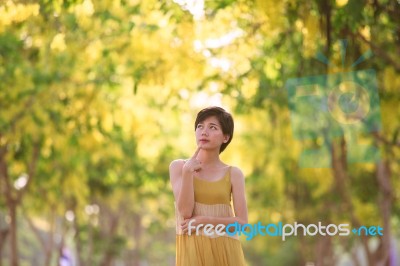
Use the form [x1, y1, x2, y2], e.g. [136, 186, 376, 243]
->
[0, 0, 399, 265]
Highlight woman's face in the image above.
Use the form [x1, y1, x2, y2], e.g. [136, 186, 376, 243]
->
[195, 116, 227, 150]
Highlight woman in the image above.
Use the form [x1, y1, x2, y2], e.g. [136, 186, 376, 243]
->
[169, 106, 248, 265]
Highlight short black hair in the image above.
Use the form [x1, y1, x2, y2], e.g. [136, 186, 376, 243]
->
[194, 106, 234, 153]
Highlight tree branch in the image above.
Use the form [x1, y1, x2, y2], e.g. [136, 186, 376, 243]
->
[372, 132, 400, 148]
[17, 140, 41, 204]
[0, 144, 14, 205]
[355, 32, 400, 72]
[6, 94, 36, 133]
[24, 213, 48, 252]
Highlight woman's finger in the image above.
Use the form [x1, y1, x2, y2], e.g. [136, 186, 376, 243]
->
[182, 224, 187, 233]
[191, 146, 201, 159]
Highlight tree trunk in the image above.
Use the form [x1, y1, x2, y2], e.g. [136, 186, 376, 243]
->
[73, 209, 84, 266]
[132, 213, 142, 266]
[0, 140, 40, 266]
[331, 138, 376, 265]
[123, 211, 142, 266]
[9, 201, 18, 266]
[375, 160, 391, 266]
[0, 147, 18, 266]
[100, 213, 120, 266]
[315, 236, 334, 266]
[25, 211, 54, 266]
[1, 166, 17, 265]
[0, 227, 9, 266]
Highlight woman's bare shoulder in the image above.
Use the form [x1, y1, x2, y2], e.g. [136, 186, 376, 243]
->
[229, 166, 245, 181]
[169, 159, 187, 191]
[169, 159, 185, 172]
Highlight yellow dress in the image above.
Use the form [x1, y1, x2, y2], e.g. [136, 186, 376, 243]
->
[175, 167, 246, 266]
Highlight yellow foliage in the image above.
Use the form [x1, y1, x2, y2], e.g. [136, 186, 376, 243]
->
[63, 174, 89, 209]
[264, 59, 279, 80]
[92, 129, 104, 143]
[50, 33, 67, 52]
[74, 11, 93, 29]
[85, 39, 104, 62]
[42, 138, 53, 159]
[74, 0, 95, 17]
[359, 26, 371, 42]
[101, 112, 114, 133]
[352, 198, 381, 227]
[308, 168, 333, 199]
[336, 0, 349, 7]
[383, 67, 400, 93]
[303, 14, 320, 58]
[241, 77, 258, 100]
[255, 0, 287, 36]
[0, 1, 39, 33]
[9, 161, 25, 178]
[380, 100, 399, 133]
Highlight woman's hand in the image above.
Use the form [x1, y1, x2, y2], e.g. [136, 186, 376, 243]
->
[181, 216, 207, 234]
[182, 146, 202, 174]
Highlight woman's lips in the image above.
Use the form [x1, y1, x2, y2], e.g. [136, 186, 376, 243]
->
[199, 140, 209, 143]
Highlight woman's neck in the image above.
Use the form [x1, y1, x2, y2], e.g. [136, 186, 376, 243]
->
[196, 148, 222, 167]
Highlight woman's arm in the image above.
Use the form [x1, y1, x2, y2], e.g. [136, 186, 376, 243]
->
[230, 166, 248, 224]
[169, 147, 202, 219]
[169, 160, 194, 219]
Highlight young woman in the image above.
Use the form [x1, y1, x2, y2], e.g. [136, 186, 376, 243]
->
[169, 106, 248, 265]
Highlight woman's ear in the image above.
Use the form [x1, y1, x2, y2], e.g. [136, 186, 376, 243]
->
[223, 135, 230, 143]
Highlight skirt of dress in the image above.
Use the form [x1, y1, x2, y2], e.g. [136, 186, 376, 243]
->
[176, 234, 246, 266]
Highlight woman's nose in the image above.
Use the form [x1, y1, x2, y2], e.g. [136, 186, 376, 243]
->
[201, 128, 208, 135]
